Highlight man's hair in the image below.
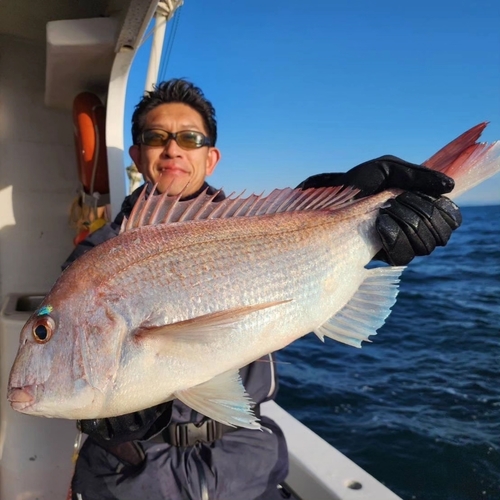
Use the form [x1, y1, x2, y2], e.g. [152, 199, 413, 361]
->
[131, 78, 217, 146]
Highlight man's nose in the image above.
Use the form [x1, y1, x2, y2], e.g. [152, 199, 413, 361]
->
[161, 136, 181, 156]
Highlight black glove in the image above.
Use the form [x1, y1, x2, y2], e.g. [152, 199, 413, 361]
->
[375, 192, 461, 265]
[297, 155, 462, 265]
[78, 401, 173, 447]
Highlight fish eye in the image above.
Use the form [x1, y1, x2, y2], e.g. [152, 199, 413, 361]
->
[32, 316, 55, 344]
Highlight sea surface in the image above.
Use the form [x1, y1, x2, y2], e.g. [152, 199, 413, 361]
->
[276, 204, 500, 500]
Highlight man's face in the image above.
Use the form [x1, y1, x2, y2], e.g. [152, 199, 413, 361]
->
[129, 103, 221, 196]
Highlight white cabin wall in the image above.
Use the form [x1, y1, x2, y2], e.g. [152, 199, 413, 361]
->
[0, 35, 78, 299]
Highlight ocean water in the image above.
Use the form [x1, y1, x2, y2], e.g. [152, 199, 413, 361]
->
[276, 205, 500, 500]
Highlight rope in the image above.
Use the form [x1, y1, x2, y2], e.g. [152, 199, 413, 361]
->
[158, 5, 183, 80]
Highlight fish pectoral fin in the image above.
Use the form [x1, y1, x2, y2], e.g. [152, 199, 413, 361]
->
[313, 266, 406, 348]
[137, 300, 292, 342]
[174, 370, 261, 430]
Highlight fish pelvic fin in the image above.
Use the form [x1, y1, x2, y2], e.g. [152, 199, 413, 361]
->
[313, 266, 405, 348]
[175, 371, 260, 430]
[122, 182, 360, 232]
[422, 123, 500, 200]
[137, 300, 292, 342]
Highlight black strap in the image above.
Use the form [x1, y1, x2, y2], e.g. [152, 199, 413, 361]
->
[102, 440, 146, 469]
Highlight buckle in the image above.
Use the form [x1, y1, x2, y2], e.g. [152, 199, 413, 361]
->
[159, 404, 260, 447]
[166, 420, 225, 447]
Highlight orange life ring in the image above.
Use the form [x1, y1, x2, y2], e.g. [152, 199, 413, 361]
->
[73, 92, 110, 195]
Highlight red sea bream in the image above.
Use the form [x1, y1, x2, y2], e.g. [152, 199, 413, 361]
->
[7, 123, 500, 429]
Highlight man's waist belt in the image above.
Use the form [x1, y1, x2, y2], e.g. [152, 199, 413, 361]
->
[150, 405, 261, 447]
[97, 406, 262, 467]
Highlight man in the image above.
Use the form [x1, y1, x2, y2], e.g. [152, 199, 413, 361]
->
[67, 79, 461, 500]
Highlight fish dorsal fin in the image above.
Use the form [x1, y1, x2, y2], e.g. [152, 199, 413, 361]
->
[313, 266, 405, 348]
[121, 184, 359, 232]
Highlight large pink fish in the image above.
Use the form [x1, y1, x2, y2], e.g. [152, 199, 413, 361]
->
[8, 124, 500, 429]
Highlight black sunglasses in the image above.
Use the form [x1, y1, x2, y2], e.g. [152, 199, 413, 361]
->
[138, 129, 212, 150]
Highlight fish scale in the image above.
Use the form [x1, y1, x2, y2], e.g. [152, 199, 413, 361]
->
[116, 213, 348, 322]
[97, 211, 376, 415]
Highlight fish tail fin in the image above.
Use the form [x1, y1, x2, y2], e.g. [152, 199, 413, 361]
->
[313, 266, 405, 348]
[423, 122, 500, 199]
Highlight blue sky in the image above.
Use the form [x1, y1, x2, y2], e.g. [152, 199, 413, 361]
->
[125, 0, 500, 205]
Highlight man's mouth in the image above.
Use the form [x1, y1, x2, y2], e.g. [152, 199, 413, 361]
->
[158, 164, 188, 175]
[159, 169, 184, 175]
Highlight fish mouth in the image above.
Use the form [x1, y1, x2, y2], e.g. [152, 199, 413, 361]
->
[8, 385, 39, 412]
[8, 380, 102, 418]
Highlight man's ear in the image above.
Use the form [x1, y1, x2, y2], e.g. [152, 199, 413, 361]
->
[129, 145, 143, 174]
[206, 147, 221, 176]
